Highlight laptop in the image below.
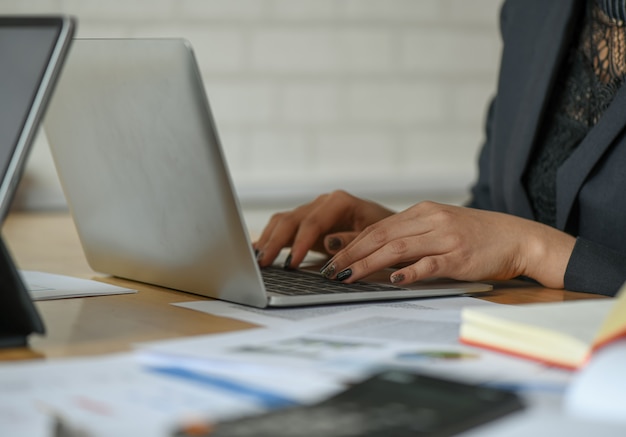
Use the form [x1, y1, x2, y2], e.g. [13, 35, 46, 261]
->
[0, 15, 75, 346]
[44, 38, 492, 308]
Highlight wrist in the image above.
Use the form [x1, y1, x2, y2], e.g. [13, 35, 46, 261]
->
[522, 224, 575, 288]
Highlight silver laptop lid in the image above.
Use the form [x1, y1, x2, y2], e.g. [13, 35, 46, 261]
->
[45, 39, 269, 307]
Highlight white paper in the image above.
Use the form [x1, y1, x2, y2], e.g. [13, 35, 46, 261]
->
[21, 270, 136, 300]
[1, 293, 603, 437]
[173, 296, 495, 328]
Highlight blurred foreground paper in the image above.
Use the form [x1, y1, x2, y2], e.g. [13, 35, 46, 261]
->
[564, 339, 626, 424]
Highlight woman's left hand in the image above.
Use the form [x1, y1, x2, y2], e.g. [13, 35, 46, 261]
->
[320, 201, 576, 289]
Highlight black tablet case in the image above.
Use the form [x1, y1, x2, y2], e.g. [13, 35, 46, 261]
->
[0, 237, 44, 347]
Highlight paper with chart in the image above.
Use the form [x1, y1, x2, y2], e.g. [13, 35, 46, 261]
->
[0, 352, 341, 437]
[139, 304, 573, 392]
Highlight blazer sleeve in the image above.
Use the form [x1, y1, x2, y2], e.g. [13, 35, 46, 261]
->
[467, 98, 495, 210]
[565, 238, 626, 296]
[467, 1, 509, 210]
[466, 0, 626, 296]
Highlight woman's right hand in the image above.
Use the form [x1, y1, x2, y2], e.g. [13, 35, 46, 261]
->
[254, 190, 395, 269]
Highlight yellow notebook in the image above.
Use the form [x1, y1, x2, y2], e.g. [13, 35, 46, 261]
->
[459, 285, 626, 370]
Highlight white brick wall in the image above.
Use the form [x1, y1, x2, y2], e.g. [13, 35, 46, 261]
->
[5, 0, 503, 216]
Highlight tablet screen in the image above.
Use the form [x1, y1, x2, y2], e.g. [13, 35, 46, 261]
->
[0, 17, 74, 219]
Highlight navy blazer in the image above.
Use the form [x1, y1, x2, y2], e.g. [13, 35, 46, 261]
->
[468, 0, 626, 296]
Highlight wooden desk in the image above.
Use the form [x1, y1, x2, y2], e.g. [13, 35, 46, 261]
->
[0, 212, 603, 361]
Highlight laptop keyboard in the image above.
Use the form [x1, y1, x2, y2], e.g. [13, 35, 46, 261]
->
[261, 266, 401, 296]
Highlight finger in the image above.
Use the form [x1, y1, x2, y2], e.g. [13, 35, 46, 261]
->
[259, 190, 389, 269]
[390, 256, 446, 284]
[335, 221, 459, 284]
[257, 193, 344, 266]
[255, 211, 300, 267]
[287, 196, 358, 267]
[320, 222, 400, 279]
[333, 214, 431, 274]
[337, 235, 429, 283]
[346, 200, 447, 249]
[344, 211, 415, 255]
[324, 231, 359, 255]
[253, 213, 282, 250]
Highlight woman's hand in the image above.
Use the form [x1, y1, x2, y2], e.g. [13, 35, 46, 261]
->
[320, 201, 576, 289]
[254, 190, 395, 268]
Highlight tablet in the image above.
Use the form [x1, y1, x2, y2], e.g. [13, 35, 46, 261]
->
[0, 15, 75, 220]
[0, 15, 75, 347]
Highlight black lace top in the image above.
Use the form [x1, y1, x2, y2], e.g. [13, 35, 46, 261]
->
[523, 0, 626, 227]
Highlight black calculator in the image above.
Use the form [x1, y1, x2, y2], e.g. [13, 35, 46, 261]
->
[178, 369, 525, 437]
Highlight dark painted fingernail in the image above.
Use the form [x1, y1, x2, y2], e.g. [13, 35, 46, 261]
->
[254, 248, 260, 257]
[327, 237, 342, 251]
[391, 273, 405, 284]
[320, 261, 336, 278]
[336, 268, 352, 281]
[283, 253, 293, 269]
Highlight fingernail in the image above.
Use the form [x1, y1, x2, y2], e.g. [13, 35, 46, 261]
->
[256, 250, 264, 262]
[283, 253, 293, 269]
[336, 268, 352, 281]
[327, 237, 342, 251]
[391, 273, 405, 284]
[320, 261, 336, 278]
